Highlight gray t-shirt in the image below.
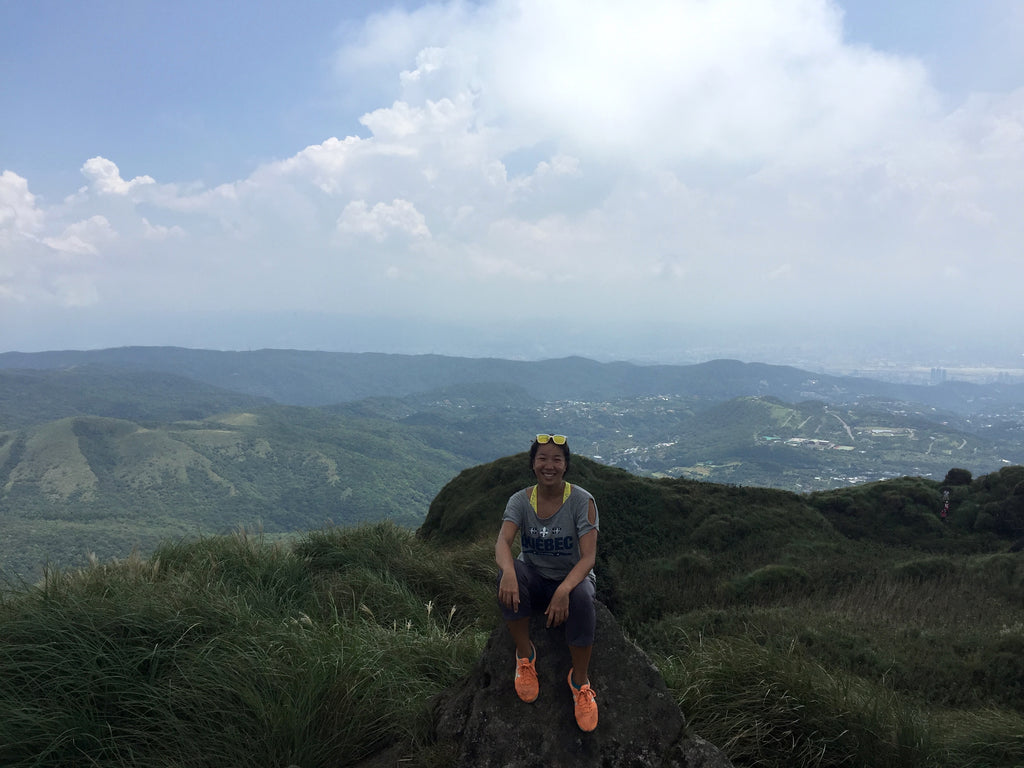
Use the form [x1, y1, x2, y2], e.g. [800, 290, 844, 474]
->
[502, 482, 600, 583]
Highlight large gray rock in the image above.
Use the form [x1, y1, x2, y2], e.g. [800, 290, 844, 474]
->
[431, 601, 735, 768]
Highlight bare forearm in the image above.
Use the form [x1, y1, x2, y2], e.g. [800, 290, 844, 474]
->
[495, 539, 517, 572]
[496, 520, 520, 573]
[556, 555, 594, 595]
[557, 529, 597, 595]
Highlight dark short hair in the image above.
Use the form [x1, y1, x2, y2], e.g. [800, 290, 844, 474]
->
[529, 435, 571, 473]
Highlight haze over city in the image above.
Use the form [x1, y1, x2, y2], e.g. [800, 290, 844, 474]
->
[2, 0, 1023, 372]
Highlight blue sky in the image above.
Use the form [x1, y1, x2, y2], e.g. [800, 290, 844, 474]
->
[2, 0, 1023, 367]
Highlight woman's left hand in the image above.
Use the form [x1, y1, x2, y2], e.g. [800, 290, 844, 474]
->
[545, 588, 570, 627]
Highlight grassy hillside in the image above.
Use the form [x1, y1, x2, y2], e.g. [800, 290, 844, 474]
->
[2, 460, 1023, 767]
[0, 406, 469, 580]
[0, 525, 492, 768]
[422, 457, 1023, 623]
[422, 458, 1024, 766]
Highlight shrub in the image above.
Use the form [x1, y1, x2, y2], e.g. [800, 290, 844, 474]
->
[966, 553, 1024, 600]
[721, 564, 811, 603]
[945, 468, 973, 486]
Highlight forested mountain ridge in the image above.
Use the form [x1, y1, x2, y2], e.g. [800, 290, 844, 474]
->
[0, 366, 273, 429]
[3, 346, 1024, 414]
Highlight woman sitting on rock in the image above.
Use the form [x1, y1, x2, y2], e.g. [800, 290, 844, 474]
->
[495, 433, 600, 732]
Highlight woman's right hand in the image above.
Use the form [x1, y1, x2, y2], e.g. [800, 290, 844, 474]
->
[498, 570, 520, 611]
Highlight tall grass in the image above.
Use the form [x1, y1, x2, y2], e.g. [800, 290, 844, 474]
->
[659, 633, 934, 768]
[658, 630, 1024, 768]
[3, 522, 1024, 767]
[0, 526, 489, 768]
[642, 550, 1024, 768]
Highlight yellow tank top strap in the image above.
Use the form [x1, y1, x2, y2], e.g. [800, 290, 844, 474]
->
[529, 482, 572, 512]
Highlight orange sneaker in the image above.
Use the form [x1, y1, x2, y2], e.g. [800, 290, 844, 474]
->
[568, 669, 598, 731]
[514, 644, 538, 703]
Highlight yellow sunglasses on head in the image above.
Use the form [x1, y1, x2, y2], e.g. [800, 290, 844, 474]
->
[536, 434, 567, 445]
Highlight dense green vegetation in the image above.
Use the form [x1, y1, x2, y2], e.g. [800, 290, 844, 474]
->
[3, 458, 1023, 767]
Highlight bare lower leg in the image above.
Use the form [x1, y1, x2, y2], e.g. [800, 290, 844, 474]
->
[507, 617, 533, 659]
[569, 645, 592, 686]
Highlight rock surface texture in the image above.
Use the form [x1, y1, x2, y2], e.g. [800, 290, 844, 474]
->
[431, 601, 735, 768]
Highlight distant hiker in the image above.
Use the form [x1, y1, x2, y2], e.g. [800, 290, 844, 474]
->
[495, 433, 600, 732]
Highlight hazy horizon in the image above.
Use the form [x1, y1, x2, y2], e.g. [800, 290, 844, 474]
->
[4, 311, 1024, 384]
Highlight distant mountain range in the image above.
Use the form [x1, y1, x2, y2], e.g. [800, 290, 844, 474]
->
[2, 347, 1023, 580]
[4, 345, 1024, 413]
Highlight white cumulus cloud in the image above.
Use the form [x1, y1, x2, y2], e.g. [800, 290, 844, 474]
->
[0, 170, 45, 239]
[81, 157, 156, 196]
[142, 218, 186, 240]
[337, 199, 431, 241]
[42, 215, 117, 256]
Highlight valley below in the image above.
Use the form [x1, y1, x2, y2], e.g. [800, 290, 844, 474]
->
[2, 348, 1023, 580]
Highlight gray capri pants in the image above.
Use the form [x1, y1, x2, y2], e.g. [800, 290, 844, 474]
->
[497, 558, 597, 646]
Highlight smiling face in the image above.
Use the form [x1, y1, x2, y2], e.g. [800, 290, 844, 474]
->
[532, 442, 567, 490]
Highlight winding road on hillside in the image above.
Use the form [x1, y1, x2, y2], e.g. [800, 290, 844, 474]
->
[829, 411, 856, 443]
